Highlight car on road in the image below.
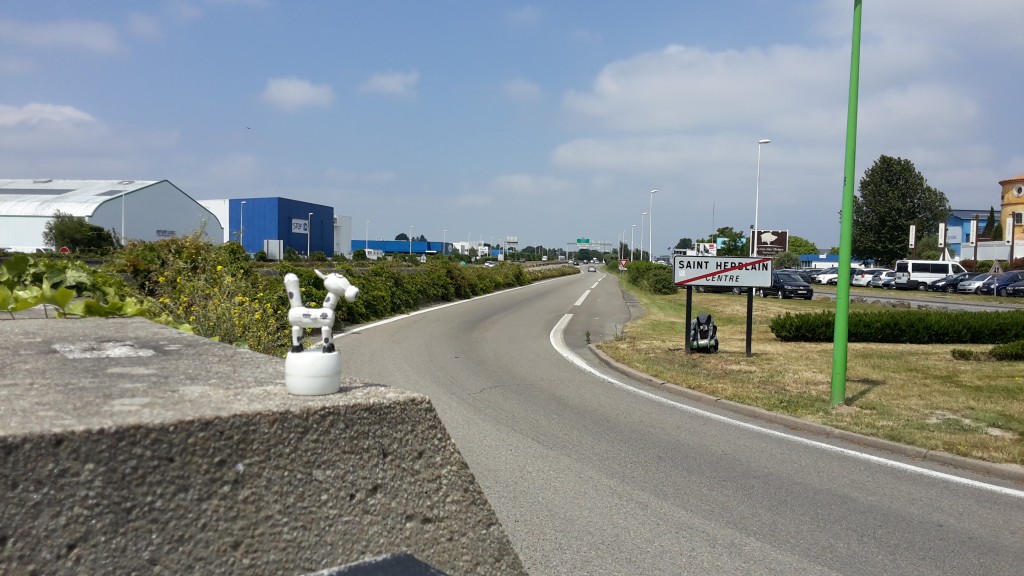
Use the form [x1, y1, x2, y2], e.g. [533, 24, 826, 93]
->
[957, 273, 995, 294]
[483, 261, 497, 268]
[757, 271, 814, 300]
[869, 270, 896, 288]
[587, 266, 597, 272]
[851, 268, 891, 287]
[927, 271, 974, 293]
[977, 270, 1024, 296]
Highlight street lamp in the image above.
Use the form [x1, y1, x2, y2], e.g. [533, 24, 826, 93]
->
[120, 189, 127, 246]
[240, 200, 247, 249]
[752, 138, 771, 256]
[409, 225, 414, 254]
[307, 212, 313, 259]
[443, 229, 447, 255]
[639, 212, 646, 261]
[649, 190, 657, 262]
[365, 220, 370, 252]
[631, 224, 636, 261]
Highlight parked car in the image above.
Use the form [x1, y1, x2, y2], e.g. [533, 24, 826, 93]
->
[894, 259, 968, 290]
[757, 271, 814, 300]
[816, 267, 863, 285]
[977, 270, 1024, 296]
[694, 285, 748, 294]
[1003, 280, 1024, 297]
[869, 270, 896, 288]
[778, 268, 814, 284]
[927, 271, 974, 293]
[957, 273, 995, 294]
[851, 268, 891, 287]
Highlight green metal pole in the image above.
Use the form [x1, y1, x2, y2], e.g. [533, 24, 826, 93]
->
[831, 0, 862, 407]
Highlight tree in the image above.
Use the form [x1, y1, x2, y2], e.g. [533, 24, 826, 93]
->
[992, 221, 1004, 242]
[42, 210, 119, 253]
[395, 233, 409, 241]
[705, 226, 747, 256]
[852, 155, 951, 266]
[773, 252, 800, 269]
[674, 238, 694, 250]
[981, 206, 996, 239]
[787, 235, 818, 255]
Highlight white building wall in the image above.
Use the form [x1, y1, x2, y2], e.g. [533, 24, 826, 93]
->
[89, 182, 222, 244]
[333, 214, 353, 257]
[198, 199, 230, 242]
[0, 215, 50, 251]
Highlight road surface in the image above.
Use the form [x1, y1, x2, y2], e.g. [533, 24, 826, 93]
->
[338, 270, 1024, 575]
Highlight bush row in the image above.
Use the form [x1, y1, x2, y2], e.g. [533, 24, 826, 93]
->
[624, 261, 678, 295]
[769, 309, 1024, 344]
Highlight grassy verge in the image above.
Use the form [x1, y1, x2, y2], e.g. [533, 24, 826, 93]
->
[598, 280, 1024, 465]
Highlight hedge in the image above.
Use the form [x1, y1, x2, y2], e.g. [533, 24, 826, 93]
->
[769, 309, 1024, 344]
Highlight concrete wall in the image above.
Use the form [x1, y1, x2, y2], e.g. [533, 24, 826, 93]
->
[0, 317, 525, 575]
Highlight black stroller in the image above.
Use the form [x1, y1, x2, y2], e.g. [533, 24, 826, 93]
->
[689, 313, 719, 353]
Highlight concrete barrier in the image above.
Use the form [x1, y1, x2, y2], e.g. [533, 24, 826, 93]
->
[0, 317, 525, 575]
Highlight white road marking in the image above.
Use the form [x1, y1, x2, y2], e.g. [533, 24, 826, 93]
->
[574, 290, 591, 306]
[549, 313, 1024, 499]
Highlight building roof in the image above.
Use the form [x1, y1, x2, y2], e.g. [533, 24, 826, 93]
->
[998, 174, 1024, 185]
[0, 179, 160, 218]
[950, 209, 999, 220]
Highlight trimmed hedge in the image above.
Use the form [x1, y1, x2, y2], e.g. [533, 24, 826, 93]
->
[625, 260, 678, 295]
[770, 309, 1024, 344]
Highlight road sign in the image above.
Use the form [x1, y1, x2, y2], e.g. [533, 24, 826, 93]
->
[752, 229, 788, 256]
[58, 246, 70, 254]
[673, 255, 772, 287]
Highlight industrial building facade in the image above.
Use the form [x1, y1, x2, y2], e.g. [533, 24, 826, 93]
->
[0, 179, 222, 251]
[200, 197, 346, 258]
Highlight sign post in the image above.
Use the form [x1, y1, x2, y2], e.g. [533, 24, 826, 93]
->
[673, 255, 772, 356]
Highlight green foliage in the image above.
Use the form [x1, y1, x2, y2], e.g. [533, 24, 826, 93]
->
[42, 210, 120, 254]
[283, 247, 302, 262]
[703, 227, 747, 257]
[625, 260, 678, 295]
[770, 309, 1024, 344]
[991, 221, 1003, 242]
[675, 238, 694, 250]
[773, 251, 800, 269]
[253, 250, 270, 262]
[950, 348, 983, 361]
[981, 207, 996, 239]
[787, 235, 819, 256]
[989, 340, 1024, 361]
[1, 253, 146, 318]
[352, 249, 368, 261]
[310, 250, 328, 262]
[852, 155, 951, 266]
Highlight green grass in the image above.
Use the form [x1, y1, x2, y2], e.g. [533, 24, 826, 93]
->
[598, 280, 1024, 465]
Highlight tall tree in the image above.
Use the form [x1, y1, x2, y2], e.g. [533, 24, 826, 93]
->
[705, 226, 747, 256]
[674, 238, 694, 250]
[852, 155, 950, 266]
[981, 206, 996, 239]
[787, 235, 818, 255]
[42, 211, 119, 252]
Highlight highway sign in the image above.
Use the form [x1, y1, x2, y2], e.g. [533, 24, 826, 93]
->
[673, 255, 773, 287]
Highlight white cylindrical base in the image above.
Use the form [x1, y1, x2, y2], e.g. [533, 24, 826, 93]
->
[285, 351, 342, 395]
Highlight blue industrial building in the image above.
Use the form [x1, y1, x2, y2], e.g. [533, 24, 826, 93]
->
[357, 240, 454, 256]
[223, 197, 334, 257]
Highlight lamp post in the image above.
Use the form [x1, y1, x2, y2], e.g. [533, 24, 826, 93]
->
[409, 225, 414, 254]
[639, 212, 646, 262]
[120, 189, 126, 246]
[631, 224, 636, 261]
[307, 212, 313, 259]
[752, 139, 771, 256]
[443, 229, 447, 255]
[365, 220, 370, 252]
[240, 200, 246, 249]
[649, 189, 658, 262]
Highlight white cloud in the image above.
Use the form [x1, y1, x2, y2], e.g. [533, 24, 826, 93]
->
[127, 13, 162, 39]
[324, 168, 397, 186]
[0, 103, 96, 127]
[0, 19, 121, 53]
[261, 77, 335, 111]
[358, 71, 420, 97]
[488, 173, 574, 197]
[503, 78, 543, 103]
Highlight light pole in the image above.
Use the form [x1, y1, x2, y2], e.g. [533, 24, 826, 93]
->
[639, 212, 646, 261]
[409, 225, 414, 254]
[649, 190, 657, 262]
[365, 220, 370, 252]
[631, 224, 636, 261]
[307, 212, 313, 259]
[752, 139, 771, 256]
[240, 200, 246, 249]
[443, 229, 447, 255]
[120, 189, 126, 246]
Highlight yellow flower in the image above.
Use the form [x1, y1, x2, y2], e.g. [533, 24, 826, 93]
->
[217, 265, 224, 272]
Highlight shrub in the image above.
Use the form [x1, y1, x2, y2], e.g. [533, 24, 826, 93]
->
[990, 340, 1024, 361]
[770, 309, 1024, 344]
[625, 260, 678, 295]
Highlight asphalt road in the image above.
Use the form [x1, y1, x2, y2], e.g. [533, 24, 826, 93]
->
[338, 270, 1024, 575]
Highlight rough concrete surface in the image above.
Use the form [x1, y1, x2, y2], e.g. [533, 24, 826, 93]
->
[0, 317, 525, 575]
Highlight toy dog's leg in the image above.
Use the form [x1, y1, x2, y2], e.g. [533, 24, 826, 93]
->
[321, 326, 335, 353]
[291, 325, 304, 353]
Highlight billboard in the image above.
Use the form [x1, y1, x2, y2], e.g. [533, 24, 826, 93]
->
[752, 229, 788, 256]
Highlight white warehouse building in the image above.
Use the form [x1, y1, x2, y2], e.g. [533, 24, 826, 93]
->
[0, 179, 222, 251]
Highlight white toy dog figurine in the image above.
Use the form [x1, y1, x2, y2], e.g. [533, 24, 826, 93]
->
[284, 270, 359, 353]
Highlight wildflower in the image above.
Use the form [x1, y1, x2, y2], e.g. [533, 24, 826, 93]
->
[217, 265, 224, 272]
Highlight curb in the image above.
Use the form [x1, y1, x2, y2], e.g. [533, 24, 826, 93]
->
[587, 344, 1024, 485]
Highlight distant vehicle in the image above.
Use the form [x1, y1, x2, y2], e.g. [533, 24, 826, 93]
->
[894, 260, 967, 291]
[587, 266, 597, 272]
[851, 268, 891, 287]
[778, 269, 814, 284]
[816, 266, 863, 285]
[927, 271, 974, 293]
[695, 285, 748, 294]
[757, 271, 814, 300]
[957, 273, 995, 294]
[869, 270, 896, 289]
[483, 261, 497, 268]
[977, 270, 1024, 296]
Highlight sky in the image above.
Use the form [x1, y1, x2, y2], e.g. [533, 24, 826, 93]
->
[2, 1, 1023, 256]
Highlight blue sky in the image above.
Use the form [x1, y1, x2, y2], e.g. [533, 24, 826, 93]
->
[2, 1, 1022, 254]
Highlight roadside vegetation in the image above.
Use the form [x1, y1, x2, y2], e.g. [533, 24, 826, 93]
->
[598, 276, 1024, 465]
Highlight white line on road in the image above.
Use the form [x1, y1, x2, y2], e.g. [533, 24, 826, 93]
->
[549, 313, 1024, 499]
[574, 290, 591, 307]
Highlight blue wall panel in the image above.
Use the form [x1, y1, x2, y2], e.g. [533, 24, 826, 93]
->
[231, 197, 333, 257]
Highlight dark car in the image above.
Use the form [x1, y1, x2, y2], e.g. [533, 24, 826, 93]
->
[928, 271, 974, 293]
[1004, 280, 1024, 297]
[694, 285, 748, 294]
[778, 268, 814, 284]
[757, 271, 814, 300]
[978, 270, 1024, 296]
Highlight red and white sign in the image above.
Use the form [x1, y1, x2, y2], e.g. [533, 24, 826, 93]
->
[58, 246, 70, 254]
[673, 256, 773, 287]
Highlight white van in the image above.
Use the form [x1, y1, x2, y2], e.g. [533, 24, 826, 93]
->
[893, 260, 967, 290]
